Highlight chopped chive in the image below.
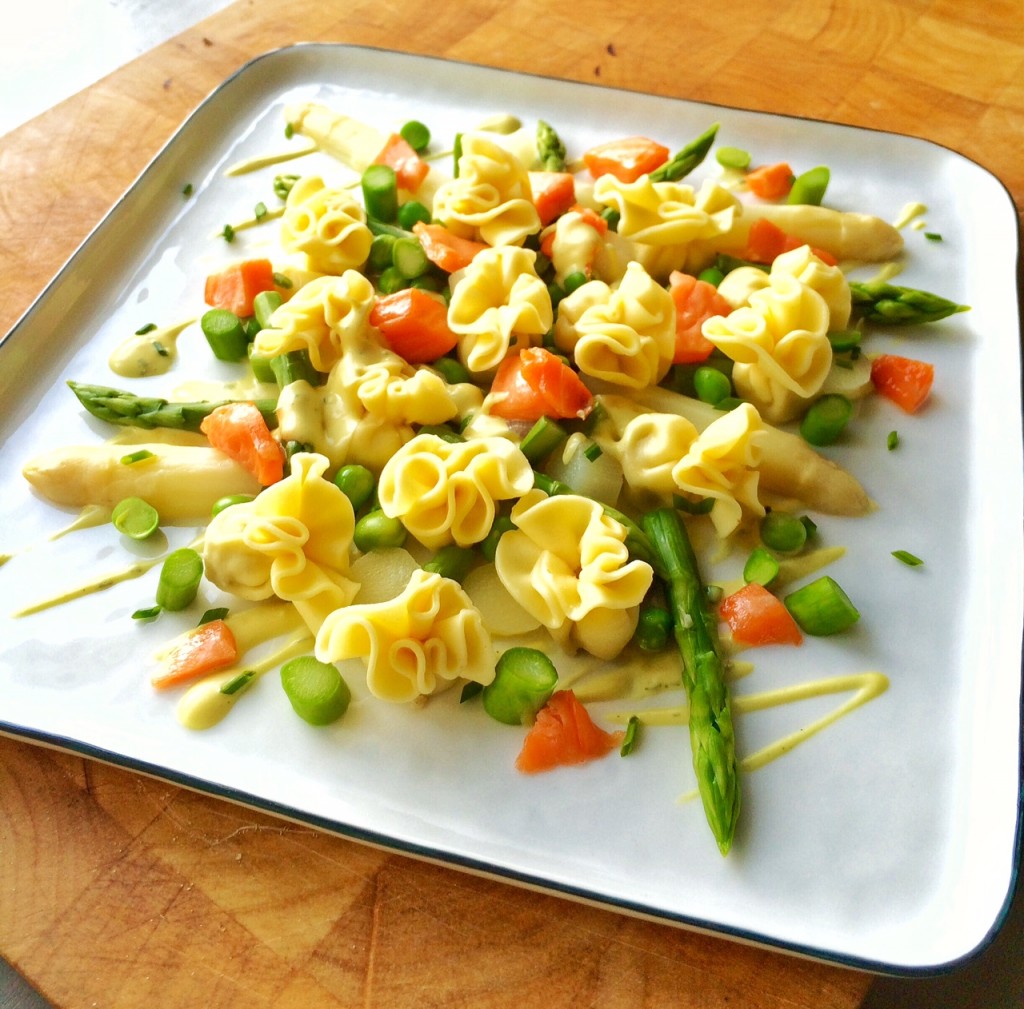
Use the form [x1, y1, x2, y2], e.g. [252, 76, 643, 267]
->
[924, 232, 943, 241]
[674, 494, 715, 515]
[182, 183, 194, 197]
[220, 670, 256, 696]
[272, 271, 293, 289]
[620, 715, 641, 756]
[119, 449, 155, 465]
[892, 550, 924, 567]
[132, 605, 163, 621]
[887, 430, 900, 450]
[153, 341, 169, 357]
[284, 122, 294, 139]
[254, 201, 268, 221]
[221, 223, 236, 242]
[134, 322, 157, 335]
[460, 681, 483, 703]
[583, 441, 603, 462]
[199, 607, 230, 625]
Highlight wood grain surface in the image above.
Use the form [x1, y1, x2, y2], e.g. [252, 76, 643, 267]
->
[1, 2, 1022, 1007]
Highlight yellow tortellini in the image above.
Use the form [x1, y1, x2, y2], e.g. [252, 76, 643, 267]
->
[315, 569, 496, 703]
[447, 246, 553, 373]
[616, 404, 767, 538]
[280, 175, 373, 275]
[554, 261, 675, 389]
[377, 433, 534, 550]
[431, 132, 541, 247]
[592, 177, 739, 279]
[717, 245, 852, 331]
[703, 272, 833, 424]
[253, 270, 375, 373]
[201, 452, 358, 634]
[318, 331, 461, 474]
[494, 489, 654, 660]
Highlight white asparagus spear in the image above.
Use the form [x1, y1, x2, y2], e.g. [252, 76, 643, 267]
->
[22, 443, 261, 522]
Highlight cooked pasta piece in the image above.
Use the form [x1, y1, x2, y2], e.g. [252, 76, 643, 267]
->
[554, 261, 675, 389]
[202, 452, 358, 634]
[595, 388, 871, 516]
[447, 246, 553, 373]
[494, 489, 654, 659]
[615, 404, 766, 537]
[718, 245, 852, 331]
[377, 433, 534, 549]
[595, 176, 738, 245]
[431, 131, 541, 247]
[280, 175, 373, 275]
[315, 568, 495, 703]
[253, 271, 375, 373]
[271, 303, 463, 475]
[703, 273, 833, 423]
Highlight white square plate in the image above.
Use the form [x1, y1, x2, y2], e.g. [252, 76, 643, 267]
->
[1, 44, 1020, 973]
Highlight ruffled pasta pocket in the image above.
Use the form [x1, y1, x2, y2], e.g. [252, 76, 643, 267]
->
[280, 175, 373, 275]
[594, 176, 738, 248]
[670, 403, 767, 537]
[704, 273, 832, 423]
[315, 569, 495, 702]
[554, 261, 675, 389]
[378, 433, 534, 549]
[254, 271, 375, 373]
[431, 132, 541, 247]
[203, 453, 358, 633]
[448, 246, 553, 373]
[494, 490, 653, 659]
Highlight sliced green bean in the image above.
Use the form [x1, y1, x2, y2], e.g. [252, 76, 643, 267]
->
[280, 656, 351, 725]
[111, 497, 159, 540]
[155, 548, 204, 612]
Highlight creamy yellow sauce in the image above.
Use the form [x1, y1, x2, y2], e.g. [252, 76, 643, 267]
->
[109, 319, 195, 378]
[13, 555, 165, 617]
[223, 139, 318, 177]
[12, 531, 203, 618]
[893, 201, 927, 230]
[613, 671, 889, 796]
[176, 631, 314, 730]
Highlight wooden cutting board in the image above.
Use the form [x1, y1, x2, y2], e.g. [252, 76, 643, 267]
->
[1, 2, 1021, 1007]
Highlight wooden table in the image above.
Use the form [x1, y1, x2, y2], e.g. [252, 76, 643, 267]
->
[1, 3, 1021, 1007]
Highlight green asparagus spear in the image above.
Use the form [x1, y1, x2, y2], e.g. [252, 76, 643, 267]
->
[848, 280, 970, 325]
[67, 381, 278, 432]
[536, 120, 567, 172]
[643, 506, 739, 855]
[648, 123, 719, 183]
